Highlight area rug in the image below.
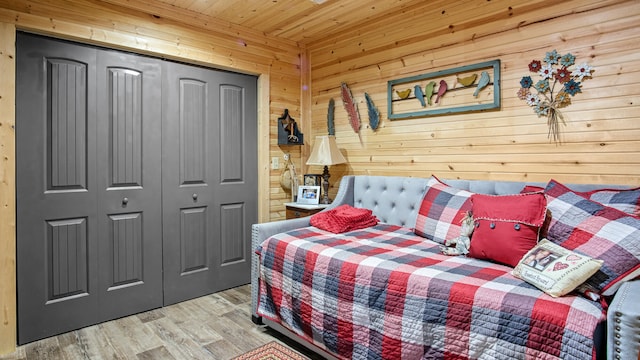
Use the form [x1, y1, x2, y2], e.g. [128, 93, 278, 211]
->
[232, 341, 309, 360]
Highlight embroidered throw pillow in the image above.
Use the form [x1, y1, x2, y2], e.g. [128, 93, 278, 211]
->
[414, 176, 473, 245]
[544, 179, 640, 296]
[512, 239, 603, 297]
[468, 192, 547, 267]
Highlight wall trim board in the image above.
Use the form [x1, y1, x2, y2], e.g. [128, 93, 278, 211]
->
[0, 21, 17, 355]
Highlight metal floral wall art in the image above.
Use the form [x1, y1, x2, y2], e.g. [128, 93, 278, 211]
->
[517, 49, 594, 143]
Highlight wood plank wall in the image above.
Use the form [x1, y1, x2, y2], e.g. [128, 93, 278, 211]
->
[0, 0, 302, 353]
[305, 0, 640, 202]
[0, 0, 639, 354]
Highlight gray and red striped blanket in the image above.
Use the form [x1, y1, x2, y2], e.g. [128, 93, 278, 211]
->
[257, 224, 604, 359]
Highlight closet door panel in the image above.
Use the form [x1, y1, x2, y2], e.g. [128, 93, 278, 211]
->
[215, 76, 258, 291]
[17, 34, 163, 343]
[162, 63, 257, 304]
[162, 61, 219, 305]
[96, 49, 163, 319]
[16, 32, 99, 345]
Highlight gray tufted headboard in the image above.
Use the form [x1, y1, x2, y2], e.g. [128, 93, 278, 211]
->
[334, 175, 629, 228]
[351, 176, 429, 227]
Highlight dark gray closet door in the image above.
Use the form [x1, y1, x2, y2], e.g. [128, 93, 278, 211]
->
[16, 33, 163, 344]
[17, 32, 258, 343]
[17, 33, 100, 344]
[95, 49, 163, 319]
[162, 61, 257, 305]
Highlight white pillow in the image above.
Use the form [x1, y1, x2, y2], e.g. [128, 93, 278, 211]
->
[512, 239, 603, 298]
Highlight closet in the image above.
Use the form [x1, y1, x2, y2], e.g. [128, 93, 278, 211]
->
[16, 32, 257, 344]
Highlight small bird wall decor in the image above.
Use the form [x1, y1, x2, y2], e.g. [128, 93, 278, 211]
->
[456, 73, 477, 87]
[424, 81, 436, 106]
[396, 89, 411, 99]
[387, 59, 501, 119]
[474, 71, 490, 97]
[414, 85, 426, 107]
[435, 80, 448, 104]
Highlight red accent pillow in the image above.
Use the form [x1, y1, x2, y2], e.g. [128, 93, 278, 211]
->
[468, 192, 547, 267]
[521, 185, 544, 193]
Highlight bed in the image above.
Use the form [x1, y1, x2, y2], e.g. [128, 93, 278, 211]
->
[257, 224, 605, 359]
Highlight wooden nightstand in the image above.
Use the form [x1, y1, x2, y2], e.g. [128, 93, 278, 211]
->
[285, 202, 329, 219]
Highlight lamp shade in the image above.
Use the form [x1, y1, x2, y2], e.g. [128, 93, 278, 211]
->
[306, 135, 347, 166]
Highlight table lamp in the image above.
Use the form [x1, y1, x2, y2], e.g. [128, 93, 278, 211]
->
[306, 135, 347, 204]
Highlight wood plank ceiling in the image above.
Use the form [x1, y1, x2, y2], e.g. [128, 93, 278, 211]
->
[99, 0, 439, 45]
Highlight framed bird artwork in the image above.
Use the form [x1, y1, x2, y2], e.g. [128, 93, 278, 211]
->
[387, 59, 501, 120]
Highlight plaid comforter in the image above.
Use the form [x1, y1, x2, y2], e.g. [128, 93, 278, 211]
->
[257, 224, 605, 360]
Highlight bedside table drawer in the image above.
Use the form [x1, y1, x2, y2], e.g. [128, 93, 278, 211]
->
[284, 203, 328, 219]
[286, 207, 319, 219]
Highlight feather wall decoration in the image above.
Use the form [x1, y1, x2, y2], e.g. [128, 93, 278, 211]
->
[327, 98, 335, 135]
[364, 92, 380, 131]
[341, 82, 361, 136]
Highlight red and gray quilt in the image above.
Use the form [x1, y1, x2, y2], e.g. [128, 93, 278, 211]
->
[257, 224, 604, 360]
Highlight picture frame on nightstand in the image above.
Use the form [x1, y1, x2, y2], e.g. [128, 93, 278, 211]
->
[297, 185, 320, 205]
[304, 173, 323, 200]
[304, 174, 322, 187]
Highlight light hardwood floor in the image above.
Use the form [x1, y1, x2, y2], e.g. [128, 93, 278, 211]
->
[0, 285, 321, 360]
